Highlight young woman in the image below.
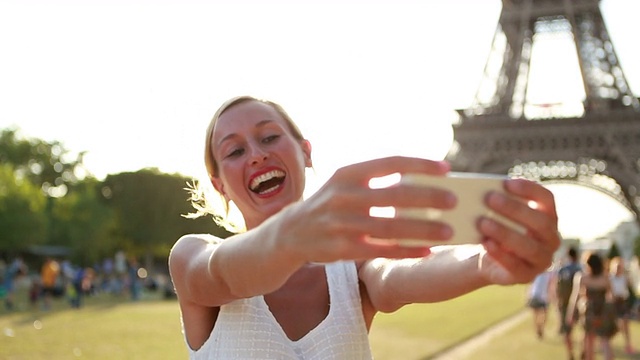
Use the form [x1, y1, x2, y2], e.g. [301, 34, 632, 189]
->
[169, 95, 561, 359]
[567, 252, 618, 360]
[609, 256, 635, 354]
[527, 267, 555, 339]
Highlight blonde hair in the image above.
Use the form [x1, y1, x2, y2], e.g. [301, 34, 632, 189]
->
[186, 95, 306, 233]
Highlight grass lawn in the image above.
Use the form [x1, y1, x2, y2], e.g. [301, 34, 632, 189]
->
[465, 303, 640, 360]
[2, 284, 530, 359]
[14, 284, 630, 360]
[1, 295, 187, 360]
[369, 284, 528, 359]
[4, 283, 639, 360]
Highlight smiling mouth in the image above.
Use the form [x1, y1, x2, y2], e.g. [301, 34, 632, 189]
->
[249, 170, 286, 195]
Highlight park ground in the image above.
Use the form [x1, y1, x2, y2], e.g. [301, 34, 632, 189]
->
[2, 284, 640, 359]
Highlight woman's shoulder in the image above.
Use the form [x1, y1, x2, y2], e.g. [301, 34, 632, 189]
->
[169, 234, 225, 264]
[178, 233, 225, 245]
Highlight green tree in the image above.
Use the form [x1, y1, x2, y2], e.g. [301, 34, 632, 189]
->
[101, 169, 230, 265]
[0, 127, 232, 268]
[49, 178, 117, 265]
[0, 128, 86, 197]
[1, 127, 93, 256]
[0, 164, 47, 255]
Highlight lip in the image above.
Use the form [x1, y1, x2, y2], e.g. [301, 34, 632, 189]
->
[247, 166, 286, 199]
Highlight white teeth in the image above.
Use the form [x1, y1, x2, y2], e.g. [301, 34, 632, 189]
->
[259, 185, 279, 195]
[250, 170, 285, 190]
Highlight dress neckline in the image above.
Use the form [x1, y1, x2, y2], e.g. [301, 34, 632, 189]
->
[258, 264, 332, 344]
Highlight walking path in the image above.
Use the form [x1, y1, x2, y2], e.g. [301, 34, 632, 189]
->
[430, 310, 529, 360]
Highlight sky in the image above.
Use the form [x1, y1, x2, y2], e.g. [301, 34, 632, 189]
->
[1, 0, 638, 242]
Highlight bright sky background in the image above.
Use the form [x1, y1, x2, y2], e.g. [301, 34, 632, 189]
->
[1, 0, 638, 242]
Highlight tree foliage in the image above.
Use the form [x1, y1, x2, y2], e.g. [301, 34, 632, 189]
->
[0, 128, 231, 269]
[0, 128, 85, 197]
[0, 164, 48, 255]
[101, 169, 231, 260]
[49, 178, 117, 266]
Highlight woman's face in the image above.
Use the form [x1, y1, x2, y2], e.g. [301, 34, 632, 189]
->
[210, 100, 311, 229]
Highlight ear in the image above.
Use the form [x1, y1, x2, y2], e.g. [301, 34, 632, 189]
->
[210, 176, 225, 196]
[300, 139, 312, 168]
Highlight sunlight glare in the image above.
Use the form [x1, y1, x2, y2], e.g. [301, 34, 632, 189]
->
[368, 173, 401, 189]
[368, 173, 401, 218]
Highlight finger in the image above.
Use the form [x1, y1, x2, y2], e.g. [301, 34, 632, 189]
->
[369, 184, 457, 209]
[367, 216, 453, 242]
[333, 156, 450, 186]
[482, 238, 540, 282]
[479, 217, 554, 272]
[327, 213, 453, 242]
[305, 233, 432, 263]
[504, 179, 558, 217]
[485, 191, 560, 252]
[505, 180, 561, 251]
[320, 182, 457, 214]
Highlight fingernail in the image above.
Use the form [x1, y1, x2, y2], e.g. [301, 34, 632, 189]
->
[505, 179, 523, 191]
[442, 224, 454, 239]
[445, 193, 457, 207]
[487, 192, 506, 207]
[483, 238, 498, 253]
[479, 218, 496, 232]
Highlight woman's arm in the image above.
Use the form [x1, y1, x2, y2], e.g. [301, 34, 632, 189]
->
[169, 157, 456, 308]
[605, 275, 615, 302]
[169, 222, 307, 308]
[359, 245, 490, 312]
[566, 273, 583, 324]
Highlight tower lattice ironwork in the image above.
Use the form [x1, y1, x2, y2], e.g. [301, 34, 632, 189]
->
[446, 0, 640, 224]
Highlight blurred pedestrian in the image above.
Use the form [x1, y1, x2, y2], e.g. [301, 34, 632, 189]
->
[556, 247, 582, 359]
[127, 257, 142, 301]
[69, 266, 85, 308]
[29, 275, 42, 309]
[3, 257, 26, 311]
[41, 257, 60, 311]
[567, 252, 617, 360]
[609, 256, 635, 354]
[527, 267, 555, 339]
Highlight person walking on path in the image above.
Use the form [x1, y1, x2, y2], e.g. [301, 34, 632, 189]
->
[567, 252, 617, 360]
[556, 247, 582, 360]
[609, 256, 636, 355]
[527, 267, 555, 339]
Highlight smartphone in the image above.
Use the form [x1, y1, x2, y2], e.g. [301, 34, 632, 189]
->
[394, 172, 525, 246]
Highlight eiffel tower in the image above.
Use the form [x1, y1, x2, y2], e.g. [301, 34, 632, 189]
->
[447, 0, 640, 225]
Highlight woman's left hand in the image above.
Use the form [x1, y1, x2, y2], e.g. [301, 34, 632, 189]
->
[477, 178, 560, 285]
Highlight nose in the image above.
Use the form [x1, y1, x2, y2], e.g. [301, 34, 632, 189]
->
[248, 144, 268, 165]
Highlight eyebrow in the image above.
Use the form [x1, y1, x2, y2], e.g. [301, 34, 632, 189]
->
[217, 119, 276, 147]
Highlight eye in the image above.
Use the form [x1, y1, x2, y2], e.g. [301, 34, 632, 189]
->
[225, 148, 244, 158]
[262, 134, 280, 144]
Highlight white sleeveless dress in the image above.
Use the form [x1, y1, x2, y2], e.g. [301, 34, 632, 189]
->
[184, 260, 373, 359]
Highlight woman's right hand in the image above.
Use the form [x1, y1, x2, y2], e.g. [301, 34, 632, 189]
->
[278, 156, 457, 263]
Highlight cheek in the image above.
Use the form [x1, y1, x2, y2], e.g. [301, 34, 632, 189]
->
[218, 164, 246, 190]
